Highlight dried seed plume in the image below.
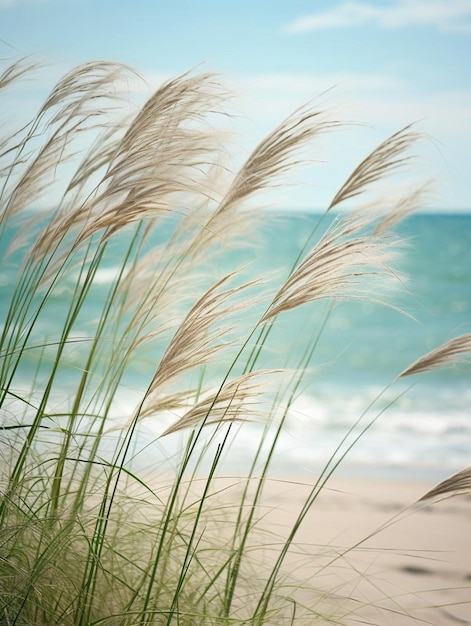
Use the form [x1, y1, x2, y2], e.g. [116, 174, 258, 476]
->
[399, 333, 471, 378]
[159, 370, 284, 437]
[260, 213, 400, 323]
[418, 466, 471, 502]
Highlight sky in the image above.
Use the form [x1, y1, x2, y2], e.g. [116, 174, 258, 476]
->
[1, 0, 471, 211]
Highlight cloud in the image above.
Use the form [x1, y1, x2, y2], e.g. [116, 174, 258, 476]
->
[285, 0, 471, 34]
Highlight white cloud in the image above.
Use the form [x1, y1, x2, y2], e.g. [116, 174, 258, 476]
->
[286, 0, 471, 33]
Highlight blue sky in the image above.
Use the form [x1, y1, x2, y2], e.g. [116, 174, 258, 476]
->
[1, 0, 470, 210]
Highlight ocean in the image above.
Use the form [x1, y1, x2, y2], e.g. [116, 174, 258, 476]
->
[216, 211, 471, 481]
[1, 211, 470, 482]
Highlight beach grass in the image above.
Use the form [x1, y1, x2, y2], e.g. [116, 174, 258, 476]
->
[0, 59, 470, 625]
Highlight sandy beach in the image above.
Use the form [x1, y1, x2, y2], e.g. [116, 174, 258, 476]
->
[136, 467, 471, 624]
[246, 474, 471, 625]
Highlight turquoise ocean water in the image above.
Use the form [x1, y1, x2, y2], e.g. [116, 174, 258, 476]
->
[1, 211, 470, 481]
[226, 211, 471, 481]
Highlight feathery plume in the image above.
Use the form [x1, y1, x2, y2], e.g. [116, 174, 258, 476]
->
[192, 105, 340, 250]
[75, 73, 227, 244]
[399, 333, 471, 377]
[3, 62, 137, 225]
[0, 59, 36, 91]
[37, 61, 136, 119]
[138, 389, 198, 423]
[146, 273, 260, 396]
[159, 370, 283, 437]
[6, 125, 77, 220]
[219, 106, 336, 210]
[328, 125, 421, 211]
[418, 466, 471, 502]
[261, 213, 399, 322]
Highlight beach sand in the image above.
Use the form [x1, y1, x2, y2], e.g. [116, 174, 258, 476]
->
[138, 469, 470, 624]
[248, 475, 471, 625]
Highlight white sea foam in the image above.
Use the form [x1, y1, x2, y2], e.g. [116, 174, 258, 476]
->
[1, 376, 469, 482]
[182, 387, 471, 480]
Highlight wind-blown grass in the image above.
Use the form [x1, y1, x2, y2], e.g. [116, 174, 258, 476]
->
[0, 59, 470, 625]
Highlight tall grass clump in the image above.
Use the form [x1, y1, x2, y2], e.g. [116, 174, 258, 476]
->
[0, 59, 470, 625]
